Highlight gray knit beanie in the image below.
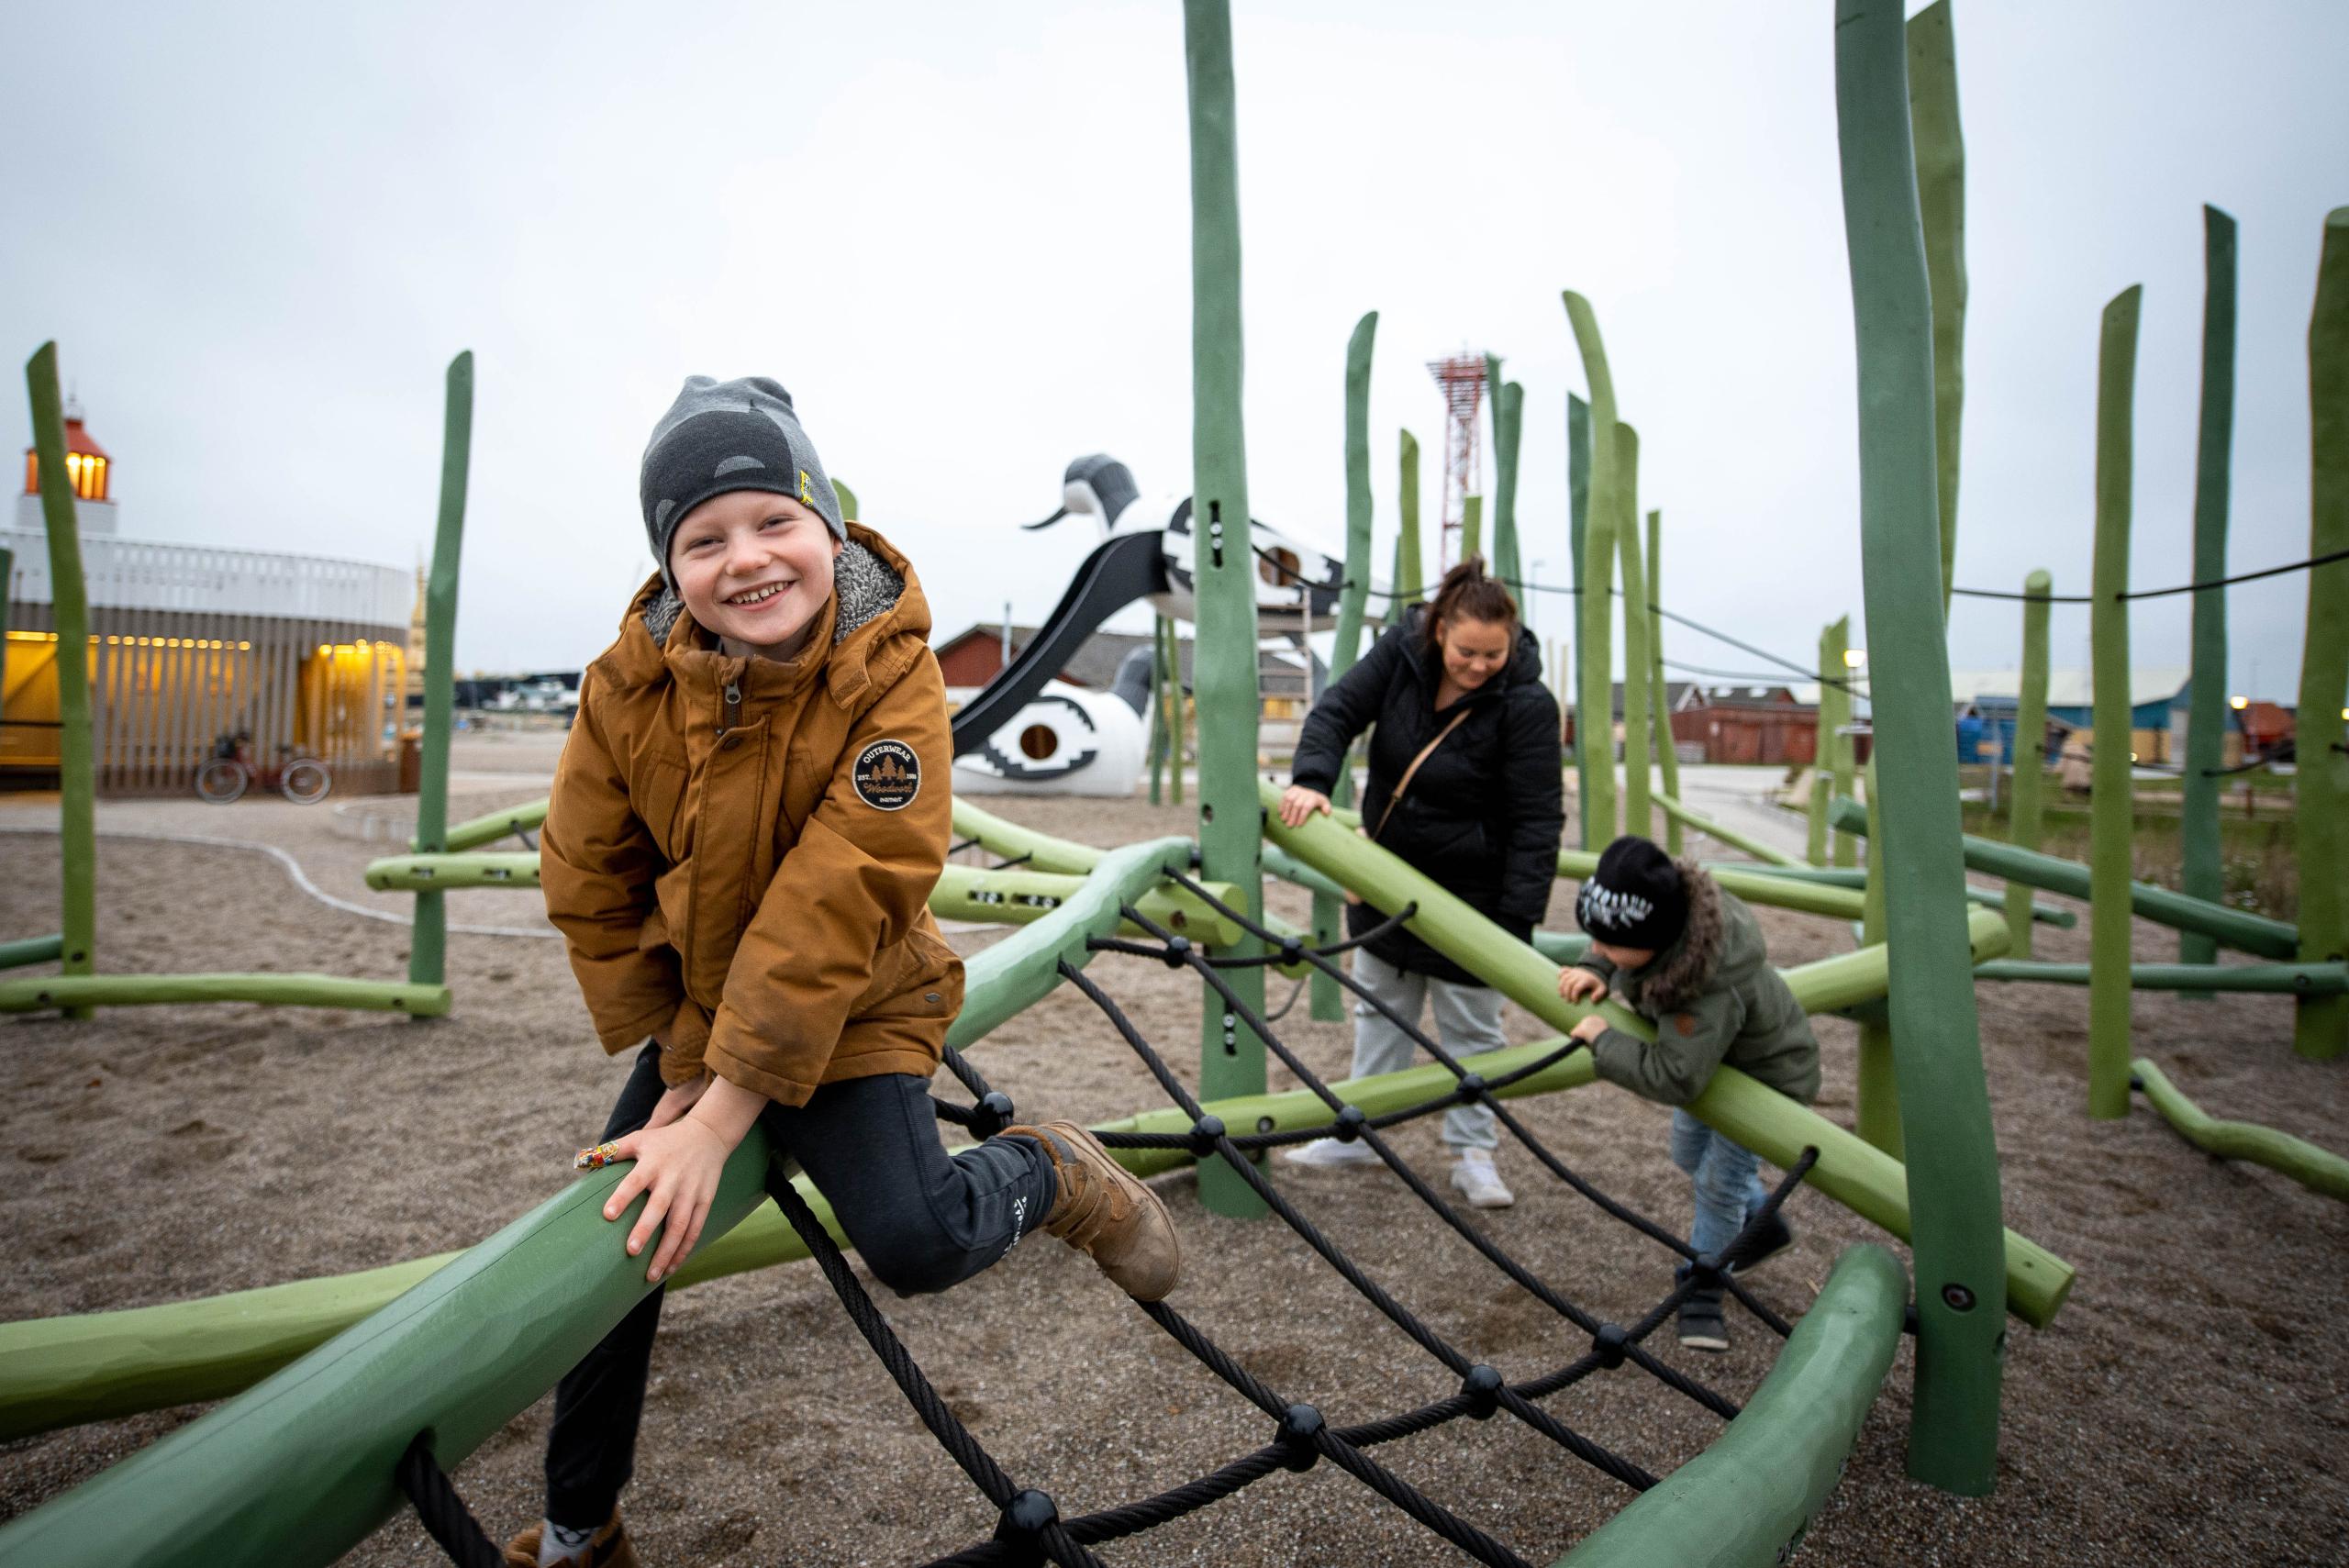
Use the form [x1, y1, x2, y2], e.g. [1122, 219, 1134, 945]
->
[640, 375, 845, 586]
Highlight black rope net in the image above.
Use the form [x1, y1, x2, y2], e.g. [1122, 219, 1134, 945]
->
[401, 879, 1827, 1568]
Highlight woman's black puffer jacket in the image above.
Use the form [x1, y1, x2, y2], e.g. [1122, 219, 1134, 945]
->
[1289, 606, 1564, 985]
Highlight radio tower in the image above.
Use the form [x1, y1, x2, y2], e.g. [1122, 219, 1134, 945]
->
[1426, 353, 1487, 572]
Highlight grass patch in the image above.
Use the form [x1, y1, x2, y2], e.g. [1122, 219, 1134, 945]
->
[1964, 798, 2298, 921]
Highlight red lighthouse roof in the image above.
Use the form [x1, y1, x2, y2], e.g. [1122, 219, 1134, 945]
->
[23, 396, 112, 501]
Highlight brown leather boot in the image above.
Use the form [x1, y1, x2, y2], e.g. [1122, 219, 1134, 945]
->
[1008, 1120, 1184, 1301]
[503, 1509, 639, 1568]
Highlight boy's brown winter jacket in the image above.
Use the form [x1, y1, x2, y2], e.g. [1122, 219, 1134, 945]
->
[541, 524, 962, 1106]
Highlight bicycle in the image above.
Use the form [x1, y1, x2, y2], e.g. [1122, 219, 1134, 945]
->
[196, 734, 333, 805]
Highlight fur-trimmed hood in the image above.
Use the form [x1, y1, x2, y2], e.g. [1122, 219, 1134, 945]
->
[1631, 859, 1727, 1013]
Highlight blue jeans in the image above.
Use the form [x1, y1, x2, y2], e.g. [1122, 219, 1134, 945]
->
[545, 1042, 1057, 1528]
[1668, 1108, 1769, 1262]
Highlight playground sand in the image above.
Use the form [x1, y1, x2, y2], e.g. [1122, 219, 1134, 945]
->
[2, 792, 2344, 1566]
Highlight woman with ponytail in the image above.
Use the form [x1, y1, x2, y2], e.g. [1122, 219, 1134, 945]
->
[1278, 558, 1564, 1207]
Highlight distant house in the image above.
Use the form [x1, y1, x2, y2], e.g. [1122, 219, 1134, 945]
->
[1949, 666, 2188, 764]
[2165, 681, 2295, 767]
[1560, 680, 1858, 766]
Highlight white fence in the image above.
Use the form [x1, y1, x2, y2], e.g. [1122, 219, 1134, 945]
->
[5, 528, 410, 632]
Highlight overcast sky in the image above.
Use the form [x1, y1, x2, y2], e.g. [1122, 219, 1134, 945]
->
[5, 1, 2343, 703]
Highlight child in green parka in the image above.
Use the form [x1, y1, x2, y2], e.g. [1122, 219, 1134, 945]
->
[1557, 836, 1817, 1351]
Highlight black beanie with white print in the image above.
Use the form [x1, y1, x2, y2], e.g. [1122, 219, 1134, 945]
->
[640, 375, 845, 590]
[1575, 836, 1689, 951]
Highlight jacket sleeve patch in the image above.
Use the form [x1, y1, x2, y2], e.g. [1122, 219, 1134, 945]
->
[852, 739, 921, 810]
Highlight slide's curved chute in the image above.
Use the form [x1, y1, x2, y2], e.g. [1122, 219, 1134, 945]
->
[949, 529, 1168, 756]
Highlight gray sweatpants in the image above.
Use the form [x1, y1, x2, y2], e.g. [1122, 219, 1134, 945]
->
[1348, 948, 1504, 1152]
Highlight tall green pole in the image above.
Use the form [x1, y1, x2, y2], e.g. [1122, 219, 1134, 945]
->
[408, 351, 473, 995]
[1568, 394, 1594, 823]
[832, 478, 859, 524]
[1648, 509, 1682, 854]
[1486, 352, 1523, 587]
[2295, 208, 2349, 1062]
[1907, 0, 1966, 616]
[1564, 294, 1620, 849]
[2006, 571, 2053, 961]
[2180, 207, 2239, 977]
[1183, 0, 1267, 1218]
[1147, 613, 1168, 806]
[2087, 287, 2143, 1118]
[1834, 0, 2008, 1493]
[1397, 429, 1423, 601]
[25, 344, 95, 1018]
[1166, 617, 1184, 806]
[1820, 617, 1856, 867]
[1460, 495, 1482, 562]
[1616, 425, 1651, 842]
[1311, 309, 1379, 1023]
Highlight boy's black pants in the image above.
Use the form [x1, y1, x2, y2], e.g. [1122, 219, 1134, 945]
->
[544, 1042, 1057, 1529]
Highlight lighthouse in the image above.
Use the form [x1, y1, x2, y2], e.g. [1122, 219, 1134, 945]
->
[17, 395, 119, 537]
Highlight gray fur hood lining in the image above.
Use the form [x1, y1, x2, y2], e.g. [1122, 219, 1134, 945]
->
[1630, 859, 1723, 1014]
[639, 539, 902, 649]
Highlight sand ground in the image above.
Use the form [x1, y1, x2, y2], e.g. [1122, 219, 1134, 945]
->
[1, 747, 2343, 1565]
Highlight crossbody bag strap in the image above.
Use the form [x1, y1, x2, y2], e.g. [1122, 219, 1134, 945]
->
[1369, 707, 1474, 842]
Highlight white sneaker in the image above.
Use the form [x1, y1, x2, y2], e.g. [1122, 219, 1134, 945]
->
[1281, 1136, 1383, 1169]
[1450, 1152, 1514, 1209]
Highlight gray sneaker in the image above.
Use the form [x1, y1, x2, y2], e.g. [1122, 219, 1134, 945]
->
[1676, 1289, 1728, 1353]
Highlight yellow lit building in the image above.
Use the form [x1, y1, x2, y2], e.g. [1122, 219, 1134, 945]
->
[5, 403, 412, 796]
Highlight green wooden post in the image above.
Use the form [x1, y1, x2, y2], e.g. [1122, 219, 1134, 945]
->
[1907, 0, 1966, 615]
[408, 351, 474, 995]
[2295, 208, 2349, 1061]
[1146, 610, 1164, 807]
[1397, 429, 1423, 601]
[1564, 294, 1620, 849]
[1486, 351, 1524, 587]
[1616, 426, 1651, 842]
[1820, 617, 1856, 867]
[1833, 0, 2009, 1493]
[1460, 495, 1482, 562]
[2087, 287, 2143, 1118]
[832, 478, 859, 523]
[1568, 394, 1594, 822]
[1807, 776, 1829, 866]
[1311, 309, 1379, 1022]
[1183, 0, 1268, 1218]
[25, 344, 95, 1018]
[2006, 570, 2053, 961]
[2180, 207, 2238, 978]
[1169, 617, 1186, 806]
[1648, 509, 1682, 854]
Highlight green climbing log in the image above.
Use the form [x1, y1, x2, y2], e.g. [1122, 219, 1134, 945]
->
[1906, 0, 1965, 614]
[1313, 309, 1380, 1021]
[1976, 961, 2346, 995]
[2295, 208, 2349, 1060]
[2007, 570, 2053, 959]
[1827, 795, 2297, 959]
[0, 935, 65, 971]
[1554, 1245, 1908, 1568]
[25, 344, 95, 1018]
[950, 797, 1105, 873]
[0, 837, 1192, 1556]
[2089, 286, 2144, 1118]
[408, 350, 473, 994]
[1183, 0, 1268, 1218]
[0, 974, 450, 1017]
[1647, 510, 1682, 854]
[2131, 1060, 2349, 1204]
[1564, 292, 1620, 849]
[1262, 780, 2067, 1324]
[1834, 0, 2009, 1493]
[1397, 428, 1424, 600]
[2180, 206, 2239, 975]
[1653, 791, 1802, 869]
[1568, 393, 1593, 816]
[423, 798, 549, 853]
[1735, 862, 2074, 928]
[1616, 426, 1651, 841]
